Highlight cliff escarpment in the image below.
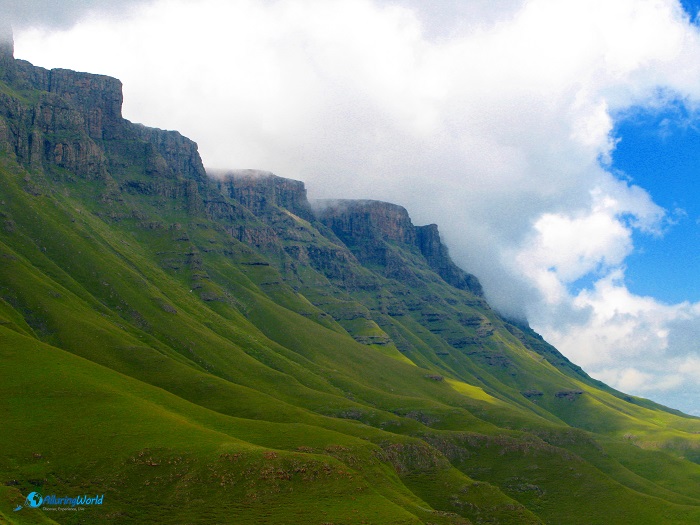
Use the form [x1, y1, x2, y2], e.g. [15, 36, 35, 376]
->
[0, 36, 483, 300]
[2, 29, 700, 525]
[0, 37, 206, 190]
[317, 199, 483, 296]
[416, 223, 484, 295]
[213, 169, 315, 222]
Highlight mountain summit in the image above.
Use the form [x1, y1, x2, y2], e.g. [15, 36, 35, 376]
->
[1, 45, 700, 525]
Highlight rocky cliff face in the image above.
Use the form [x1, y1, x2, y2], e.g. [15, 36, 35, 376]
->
[21, 66, 125, 141]
[212, 169, 315, 222]
[317, 199, 483, 296]
[0, 86, 110, 177]
[0, 33, 483, 300]
[0, 33, 205, 189]
[416, 224, 483, 295]
[132, 124, 207, 185]
[1, 39, 125, 142]
[317, 199, 417, 245]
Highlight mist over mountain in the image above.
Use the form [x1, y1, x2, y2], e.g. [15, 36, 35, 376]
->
[2, 28, 700, 525]
[2, 0, 145, 30]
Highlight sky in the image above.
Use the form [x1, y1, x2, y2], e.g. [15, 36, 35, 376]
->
[5, 0, 700, 415]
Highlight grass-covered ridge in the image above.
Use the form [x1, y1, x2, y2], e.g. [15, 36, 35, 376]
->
[1, 50, 700, 524]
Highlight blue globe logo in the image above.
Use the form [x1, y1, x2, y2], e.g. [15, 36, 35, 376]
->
[25, 492, 43, 508]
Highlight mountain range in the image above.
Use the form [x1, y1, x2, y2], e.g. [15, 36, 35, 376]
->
[2, 32, 700, 525]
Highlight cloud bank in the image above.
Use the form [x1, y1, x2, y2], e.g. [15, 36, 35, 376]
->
[1, 0, 146, 30]
[13, 0, 700, 414]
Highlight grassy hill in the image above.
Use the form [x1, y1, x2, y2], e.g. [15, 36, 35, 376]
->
[2, 41, 700, 524]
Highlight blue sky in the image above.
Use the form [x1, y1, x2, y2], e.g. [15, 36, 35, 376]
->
[614, 101, 700, 303]
[682, 0, 700, 21]
[614, 0, 700, 305]
[10, 0, 700, 415]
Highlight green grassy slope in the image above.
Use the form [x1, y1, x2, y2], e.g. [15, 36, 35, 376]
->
[1, 55, 700, 524]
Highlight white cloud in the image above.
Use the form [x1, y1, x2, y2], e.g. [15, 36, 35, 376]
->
[595, 367, 684, 393]
[537, 270, 700, 401]
[3, 0, 147, 30]
[541, 270, 675, 366]
[12, 0, 700, 414]
[516, 192, 635, 301]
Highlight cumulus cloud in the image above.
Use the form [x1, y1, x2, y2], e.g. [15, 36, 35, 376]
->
[12, 0, 700, 414]
[1, 0, 148, 30]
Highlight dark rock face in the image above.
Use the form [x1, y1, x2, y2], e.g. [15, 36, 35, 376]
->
[318, 199, 416, 246]
[213, 170, 315, 222]
[317, 199, 483, 296]
[132, 124, 207, 185]
[0, 36, 205, 191]
[0, 35, 482, 298]
[43, 68, 124, 140]
[555, 390, 584, 401]
[0, 88, 108, 177]
[416, 224, 483, 296]
[315, 200, 421, 285]
[4, 59, 125, 141]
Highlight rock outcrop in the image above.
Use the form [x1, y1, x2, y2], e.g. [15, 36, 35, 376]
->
[0, 32, 206, 189]
[317, 199, 417, 246]
[212, 169, 315, 222]
[132, 124, 207, 185]
[0, 32, 482, 297]
[317, 199, 483, 296]
[23, 67, 125, 141]
[416, 224, 483, 295]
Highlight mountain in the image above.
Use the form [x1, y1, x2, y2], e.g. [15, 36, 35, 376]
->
[2, 34, 700, 525]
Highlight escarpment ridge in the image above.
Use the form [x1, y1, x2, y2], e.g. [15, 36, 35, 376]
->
[1, 31, 700, 525]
